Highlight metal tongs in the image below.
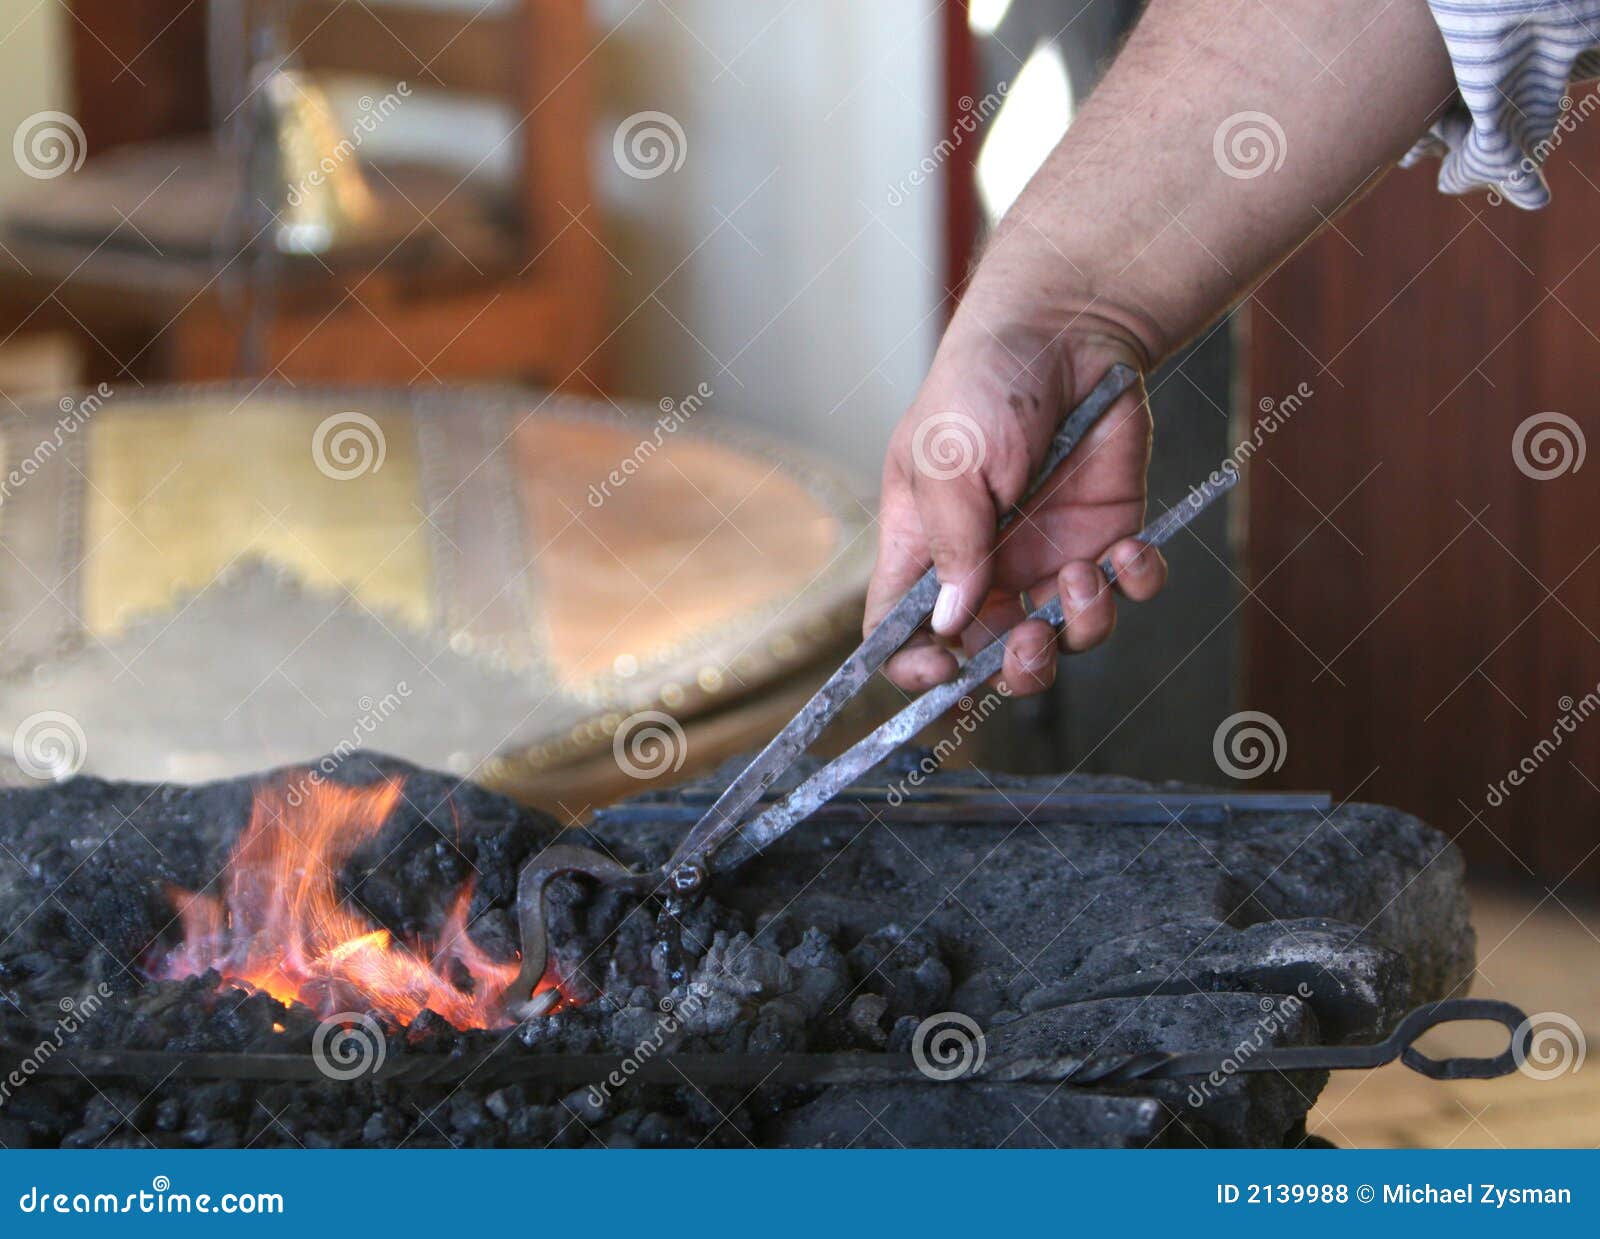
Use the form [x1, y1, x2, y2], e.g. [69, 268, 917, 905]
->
[507, 363, 1238, 1005]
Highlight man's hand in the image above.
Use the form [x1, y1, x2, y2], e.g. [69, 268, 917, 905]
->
[866, 319, 1167, 697]
[866, 0, 1454, 698]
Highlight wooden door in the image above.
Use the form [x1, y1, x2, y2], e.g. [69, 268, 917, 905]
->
[1246, 121, 1600, 885]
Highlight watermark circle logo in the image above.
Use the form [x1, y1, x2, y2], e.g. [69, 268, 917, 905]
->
[11, 711, 87, 781]
[613, 709, 687, 779]
[151, 1175, 171, 1193]
[911, 412, 987, 481]
[312, 1012, 387, 1080]
[1212, 710, 1286, 780]
[1512, 412, 1585, 480]
[13, 111, 87, 180]
[613, 111, 687, 179]
[1212, 111, 1287, 179]
[312, 412, 387, 480]
[911, 1011, 986, 1081]
[1513, 1011, 1586, 1081]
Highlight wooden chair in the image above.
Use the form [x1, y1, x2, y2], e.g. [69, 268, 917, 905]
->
[0, 0, 608, 392]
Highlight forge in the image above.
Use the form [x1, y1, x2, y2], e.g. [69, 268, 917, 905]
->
[0, 751, 1472, 1148]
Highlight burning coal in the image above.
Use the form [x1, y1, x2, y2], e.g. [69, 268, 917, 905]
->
[152, 776, 563, 1029]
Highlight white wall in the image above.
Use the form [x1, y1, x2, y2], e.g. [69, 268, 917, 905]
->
[363, 0, 946, 486]
[591, 0, 943, 489]
[0, 7, 67, 204]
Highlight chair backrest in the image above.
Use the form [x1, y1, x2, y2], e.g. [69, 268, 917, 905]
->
[268, 0, 597, 264]
[281, 0, 522, 103]
[66, 0, 595, 267]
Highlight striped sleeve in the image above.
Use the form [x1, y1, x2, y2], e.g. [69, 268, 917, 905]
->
[1399, 1, 1600, 208]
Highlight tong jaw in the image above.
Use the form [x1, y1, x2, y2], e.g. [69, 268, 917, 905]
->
[506, 843, 652, 1015]
[506, 827, 740, 1011]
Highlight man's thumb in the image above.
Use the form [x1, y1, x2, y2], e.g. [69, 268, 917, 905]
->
[913, 470, 999, 638]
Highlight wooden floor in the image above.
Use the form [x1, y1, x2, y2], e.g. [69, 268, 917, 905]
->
[1308, 882, 1599, 1148]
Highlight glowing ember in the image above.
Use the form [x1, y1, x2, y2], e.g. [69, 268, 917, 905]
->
[154, 775, 564, 1029]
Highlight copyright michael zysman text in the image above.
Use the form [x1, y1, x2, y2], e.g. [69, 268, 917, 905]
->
[1216, 1182, 1572, 1207]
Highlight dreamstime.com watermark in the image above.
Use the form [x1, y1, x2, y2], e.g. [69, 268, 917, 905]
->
[8, 710, 87, 783]
[1188, 381, 1313, 501]
[886, 685, 1010, 806]
[613, 111, 687, 179]
[0, 985, 112, 1111]
[12, 110, 86, 179]
[1487, 87, 1600, 206]
[586, 382, 713, 508]
[1484, 683, 1600, 807]
[1513, 1010, 1586, 1081]
[311, 1012, 388, 1082]
[910, 411, 987, 481]
[887, 85, 1007, 207]
[911, 1011, 987, 1080]
[285, 82, 411, 209]
[613, 709, 688, 781]
[1212, 710, 1287, 780]
[1213, 111, 1287, 179]
[283, 684, 412, 807]
[1185, 983, 1313, 1108]
[312, 411, 387, 480]
[17, 1177, 284, 1215]
[584, 983, 715, 1110]
[0, 384, 112, 508]
[1512, 411, 1585, 480]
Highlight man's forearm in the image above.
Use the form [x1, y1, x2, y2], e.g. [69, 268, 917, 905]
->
[960, 0, 1456, 365]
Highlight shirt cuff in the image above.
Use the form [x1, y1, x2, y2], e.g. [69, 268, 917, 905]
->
[1400, 2, 1600, 209]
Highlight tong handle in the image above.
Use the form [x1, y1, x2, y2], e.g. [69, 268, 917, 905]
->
[715, 466, 1239, 871]
[1028, 998, 1532, 1085]
[1152, 997, 1530, 1081]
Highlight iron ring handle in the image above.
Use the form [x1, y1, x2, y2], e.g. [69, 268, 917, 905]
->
[1394, 998, 1528, 1080]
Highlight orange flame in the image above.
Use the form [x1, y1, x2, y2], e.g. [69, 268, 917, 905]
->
[155, 776, 565, 1029]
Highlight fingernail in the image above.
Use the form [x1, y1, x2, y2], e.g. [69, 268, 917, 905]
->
[1065, 563, 1099, 608]
[1022, 644, 1053, 672]
[932, 583, 961, 634]
[1119, 545, 1149, 577]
